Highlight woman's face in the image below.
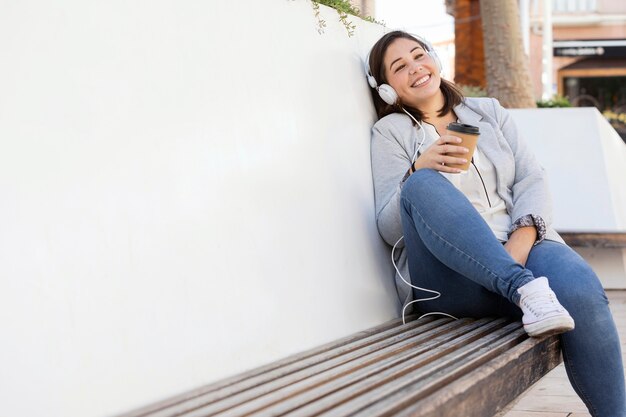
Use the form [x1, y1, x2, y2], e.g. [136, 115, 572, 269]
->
[383, 37, 441, 107]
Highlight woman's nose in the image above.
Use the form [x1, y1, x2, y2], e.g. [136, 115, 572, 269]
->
[408, 61, 422, 74]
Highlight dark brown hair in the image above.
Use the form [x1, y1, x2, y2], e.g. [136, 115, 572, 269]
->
[367, 30, 464, 123]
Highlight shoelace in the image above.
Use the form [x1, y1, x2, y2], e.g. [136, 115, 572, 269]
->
[521, 291, 566, 315]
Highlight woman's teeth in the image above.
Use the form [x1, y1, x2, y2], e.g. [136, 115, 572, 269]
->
[412, 75, 430, 87]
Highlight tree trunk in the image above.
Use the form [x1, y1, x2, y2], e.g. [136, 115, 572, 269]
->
[480, 0, 536, 108]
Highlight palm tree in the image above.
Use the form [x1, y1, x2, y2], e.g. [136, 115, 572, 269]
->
[480, 0, 536, 108]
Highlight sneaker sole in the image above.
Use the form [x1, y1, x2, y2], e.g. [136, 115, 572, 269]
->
[524, 316, 575, 338]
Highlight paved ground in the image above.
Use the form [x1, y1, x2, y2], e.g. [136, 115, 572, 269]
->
[500, 290, 626, 417]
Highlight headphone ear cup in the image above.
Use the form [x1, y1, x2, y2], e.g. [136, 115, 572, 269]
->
[378, 84, 398, 105]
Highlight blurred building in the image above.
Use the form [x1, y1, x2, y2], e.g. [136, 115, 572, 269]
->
[447, 0, 626, 138]
[445, 0, 486, 89]
[433, 38, 457, 82]
[529, 0, 626, 137]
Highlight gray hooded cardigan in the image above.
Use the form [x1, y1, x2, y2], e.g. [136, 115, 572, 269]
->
[370, 97, 565, 310]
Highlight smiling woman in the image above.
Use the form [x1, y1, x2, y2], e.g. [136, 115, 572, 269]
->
[366, 32, 462, 127]
[365, 30, 626, 416]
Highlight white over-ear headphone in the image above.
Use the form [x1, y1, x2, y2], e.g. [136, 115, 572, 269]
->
[365, 34, 442, 106]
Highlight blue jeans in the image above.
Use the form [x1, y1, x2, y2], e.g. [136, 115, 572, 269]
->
[400, 169, 626, 417]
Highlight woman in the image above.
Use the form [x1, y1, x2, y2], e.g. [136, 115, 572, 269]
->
[367, 30, 625, 416]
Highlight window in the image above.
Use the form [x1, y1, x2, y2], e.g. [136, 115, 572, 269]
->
[553, 0, 597, 13]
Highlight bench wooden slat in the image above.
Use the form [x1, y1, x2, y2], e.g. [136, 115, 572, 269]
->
[349, 326, 527, 416]
[560, 232, 626, 248]
[262, 319, 510, 417]
[132, 317, 453, 417]
[394, 335, 561, 417]
[216, 318, 506, 417]
[119, 316, 561, 417]
[118, 316, 417, 417]
[179, 318, 469, 417]
[312, 322, 524, 417]
[284, 318, 514, 417]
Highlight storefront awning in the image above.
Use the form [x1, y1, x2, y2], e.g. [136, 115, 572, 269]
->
[554, 39, 626, 57]
[559, 56, 626, 70]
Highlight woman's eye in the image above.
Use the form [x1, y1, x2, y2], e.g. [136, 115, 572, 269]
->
[414, 53, 424, 60]
[395, 64, 405, 73]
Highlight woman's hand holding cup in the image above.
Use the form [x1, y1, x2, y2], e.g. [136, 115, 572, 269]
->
[412, 135, 469, 174]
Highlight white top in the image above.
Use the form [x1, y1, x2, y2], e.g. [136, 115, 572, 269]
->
[423, 123, 512, 241]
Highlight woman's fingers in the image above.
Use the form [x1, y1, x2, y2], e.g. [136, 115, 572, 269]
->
[440, 144, 469, 155]
[444, 153, 469, 163]
[417, 135, 468, 173]
[418, 156, 463, 173]
[427, 152, 466, 173]
[436, 154, 466, 166]
[438, 134, 461, 144]
[435, 163, 463, 173]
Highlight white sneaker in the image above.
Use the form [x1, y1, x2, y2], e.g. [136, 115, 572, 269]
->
[517, 277, 575, 337]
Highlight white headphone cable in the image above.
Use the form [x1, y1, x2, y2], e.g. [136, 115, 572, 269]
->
[399, 106, 426, 162]
[392, 231, 458, 325]
[392, 108, 457, 324]
[383, 97, 457, 325]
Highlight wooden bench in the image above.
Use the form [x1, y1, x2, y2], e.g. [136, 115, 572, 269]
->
[559, 232, 626, 249]
[119, 316, 561, 417]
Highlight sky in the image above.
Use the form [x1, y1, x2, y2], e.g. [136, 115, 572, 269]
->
[374, 0, 454, 43]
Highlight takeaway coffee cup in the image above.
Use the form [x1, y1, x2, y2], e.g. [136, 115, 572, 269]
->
[446, 122, 480, 172]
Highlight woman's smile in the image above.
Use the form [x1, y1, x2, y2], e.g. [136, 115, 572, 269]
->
[411, 74, 431, 88]
[382, 37, 442, 108]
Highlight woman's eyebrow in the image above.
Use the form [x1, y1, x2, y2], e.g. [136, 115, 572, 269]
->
[389, 46, 422, 70]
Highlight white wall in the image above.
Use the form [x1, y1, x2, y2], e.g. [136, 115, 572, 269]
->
[0, 2, 397, 416]
[510, 107, 626, 288]
[4, 4, 625, 415]
[510, 108, 626, 232]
